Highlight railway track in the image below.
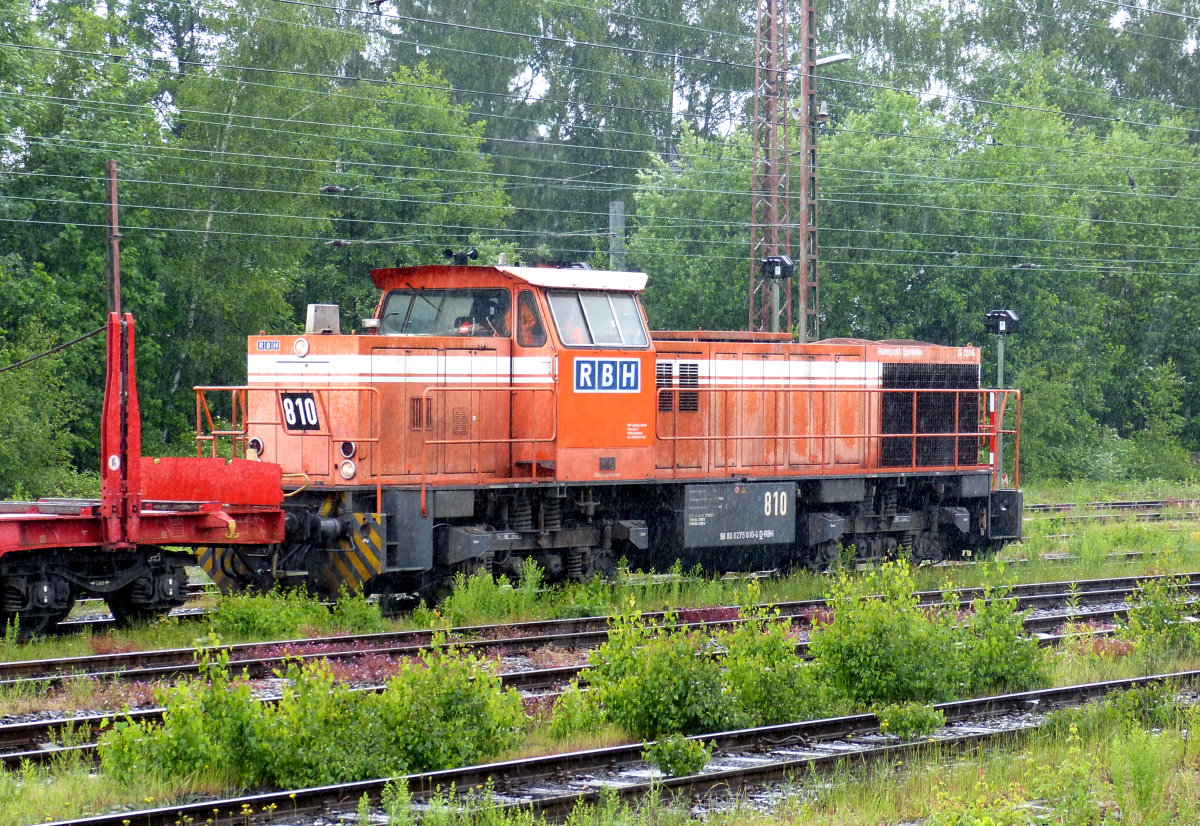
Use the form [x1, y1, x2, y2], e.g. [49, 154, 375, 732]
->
[1027, 498, 1200, 513]
[0, 599, 1144, 766]
[35, 665, 1199, 826]
[3, 571, 1185, 689]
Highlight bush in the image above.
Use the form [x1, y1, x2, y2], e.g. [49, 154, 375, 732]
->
[99, 644, 525, 788]
[719, 613, 848, 727]
[548, 681, 607, 740]
[99, 648, 270, 786]
[371, 646, 526, 773]
[875, 701, 945, 740]
[962, 583, 1049, 694]
[330, 590, 389, 633]
[809, 561, 963, 705]
[642, 734, 713, 777]
[262, 661, 380, 787]
[435, 558, 544, 627]
[208, 589, 330, 640]
[586, 612, 730, 740]
[1119, 575, 1200, 659]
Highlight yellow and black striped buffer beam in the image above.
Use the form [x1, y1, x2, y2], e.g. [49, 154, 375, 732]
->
[321, 512, 386, 595]
[196, 546, 253, 592]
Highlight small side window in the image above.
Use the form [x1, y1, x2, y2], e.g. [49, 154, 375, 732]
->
[516, 291, 547, 347]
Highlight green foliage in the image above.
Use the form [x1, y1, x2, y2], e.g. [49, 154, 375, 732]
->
[875, 702, 945, 740]
[207, 589, 331, 640]
[812, 562, 1047, 706]
[719, 612, 848, 727]
[809, 561, 963, 705]
[370, 645, 526, 774]
[207, 588, 385, 640]
[1108, 727, 1181, 824]
[329, 590, 388, 634]
[641, 734, 713, 777]
[1119, 575, 1200, 659]
[1045, 683, 1185, 741]
[435, 558, 545, 627]
[922, 783, 1046, 826]
[585, 612, 729, 740]
[99, 647, 270, 787]
[548, 681, 607, 741]
[98, 644, 524, 787]
[961, 582, 1050, 694]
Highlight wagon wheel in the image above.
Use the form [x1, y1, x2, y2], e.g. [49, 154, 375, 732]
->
[0, 603, 76, 640]
[104, 591, 175, 627]
[104, 565, 189, 628]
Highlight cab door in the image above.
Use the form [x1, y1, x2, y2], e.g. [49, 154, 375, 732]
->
[511, 290, 556, 477]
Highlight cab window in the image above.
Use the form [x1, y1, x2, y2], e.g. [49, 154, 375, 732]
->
[516, 291, 547, 347]
[380, 289, 510, 337]
[546, 291, 648, 348]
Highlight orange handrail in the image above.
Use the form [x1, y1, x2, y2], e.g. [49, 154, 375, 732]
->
[418, 385, 557, 516]
[194, 385, 382, 473]
[654, 386, 1020, 483]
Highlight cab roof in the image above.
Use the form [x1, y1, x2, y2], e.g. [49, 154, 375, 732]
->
[370, 264, 648, 293]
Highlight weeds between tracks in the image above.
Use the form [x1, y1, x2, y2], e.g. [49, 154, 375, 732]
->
[4, 566, 1200, 823]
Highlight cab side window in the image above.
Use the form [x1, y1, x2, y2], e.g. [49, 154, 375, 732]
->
[546, 290, 649, 348]
[517, 291, 547, 347]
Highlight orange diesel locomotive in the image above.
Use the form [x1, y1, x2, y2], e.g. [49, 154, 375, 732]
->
[195, 262, 1022, 600]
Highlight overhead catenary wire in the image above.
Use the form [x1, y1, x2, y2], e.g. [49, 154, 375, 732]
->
[5, 212, 1199, 278]
[7, 43, 1200, 181]
[2, 6, 1197, 266]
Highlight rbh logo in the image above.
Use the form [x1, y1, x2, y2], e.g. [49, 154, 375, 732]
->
[574, 358, 640, 393]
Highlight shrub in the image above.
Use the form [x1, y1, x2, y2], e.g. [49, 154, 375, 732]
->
[585, 612, 730, 740]
[1119, 575, 1200, 658]
[436, 558, 544, 627]
[262, 661, 379, 787]
[875, 701, 945, 739]
[372, 646, 526, 773]
[808, 561, 963, 705]
[642, 734, 713, 777]
[330, 590, 388, 634]
[208, 589, 330, 640]
[548, 681, 607, 740]
[99, 648, 269, 786]
[98, 644, 525, 788]
[962, 583, 1049, 694]
[718, 613, 848, 727]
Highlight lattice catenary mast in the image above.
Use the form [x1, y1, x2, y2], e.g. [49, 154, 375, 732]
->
[749, 0, 819, 340]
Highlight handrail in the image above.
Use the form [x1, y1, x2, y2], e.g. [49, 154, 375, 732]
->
[654, 386, 1021, 483]
[193, 385, 382, 477]
[418, 385, 557, 516]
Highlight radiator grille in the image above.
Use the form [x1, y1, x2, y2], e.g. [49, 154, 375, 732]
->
[656, 363, 674, 411]
[881, 363, 980, 467]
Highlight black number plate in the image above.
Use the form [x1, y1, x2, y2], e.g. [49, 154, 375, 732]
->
[280, 392, 321, 431]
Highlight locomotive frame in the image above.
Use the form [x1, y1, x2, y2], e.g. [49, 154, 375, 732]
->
[195, 263, 1022, 600]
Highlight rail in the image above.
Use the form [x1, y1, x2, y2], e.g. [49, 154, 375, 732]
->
[193, 385, 382, 470]
[417, 385, 557, 516]
[654, 386, 1021, 487]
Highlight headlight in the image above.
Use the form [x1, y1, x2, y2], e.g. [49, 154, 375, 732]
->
[339, 459, 357, 480]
